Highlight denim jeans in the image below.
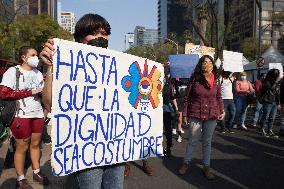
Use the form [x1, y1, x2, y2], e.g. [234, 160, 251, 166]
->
[220, 99, 236, 129]
[75, 164, 125, 189]
[260, 102, 277, 131]
[184, 118, 216, 166]
[253, 100, 263, 126]
[234, 95, 248, 127]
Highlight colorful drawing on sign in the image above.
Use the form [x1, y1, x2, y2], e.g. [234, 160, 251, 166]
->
[121, 60, 162, 113]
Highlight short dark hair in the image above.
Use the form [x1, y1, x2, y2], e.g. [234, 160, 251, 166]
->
[74, 14, 111, 42]
[19, 46, 34, 58]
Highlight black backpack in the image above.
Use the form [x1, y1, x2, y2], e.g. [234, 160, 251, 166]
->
[0, 67, 21, 128]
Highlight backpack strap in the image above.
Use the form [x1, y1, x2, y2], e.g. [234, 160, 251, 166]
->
[15, 67, 26, 116]
[15, 67, 21, 90]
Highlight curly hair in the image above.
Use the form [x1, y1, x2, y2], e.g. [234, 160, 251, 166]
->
[190, 55, 218, 87]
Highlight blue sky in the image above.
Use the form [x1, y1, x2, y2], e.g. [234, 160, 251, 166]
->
[60, 0, 157, 51]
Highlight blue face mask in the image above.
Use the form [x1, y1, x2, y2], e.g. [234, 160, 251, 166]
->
[240, 76, 246, 80]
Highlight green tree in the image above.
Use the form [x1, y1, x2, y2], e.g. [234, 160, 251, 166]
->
[0, 13, 73, 60]
[125, 41, 177, 64]
[240, 37, 270, 61]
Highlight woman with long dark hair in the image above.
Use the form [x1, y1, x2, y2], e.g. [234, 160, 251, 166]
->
[178, 55, 225, 180]
[259, 69, 281, 137]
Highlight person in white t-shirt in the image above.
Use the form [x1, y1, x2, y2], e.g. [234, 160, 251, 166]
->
[219, 71, 236, 133]
[0, 46, 49, 189]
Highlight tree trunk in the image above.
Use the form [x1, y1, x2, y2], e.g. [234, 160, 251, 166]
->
[220, 0, 232, 59]
[199, 18, 207, 46]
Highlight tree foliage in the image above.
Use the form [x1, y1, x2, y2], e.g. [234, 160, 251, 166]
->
[125, 41, 181, 64]
[240, 38, 270, 61]
[0, 13, 73, 60]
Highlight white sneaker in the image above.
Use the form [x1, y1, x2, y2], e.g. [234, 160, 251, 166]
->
[241, 124, 247, 130]
[172, 129, 177, 135]
[233, 124, 237, 129]
[179, 129, 185, 134]
[177, 135, 182, 143]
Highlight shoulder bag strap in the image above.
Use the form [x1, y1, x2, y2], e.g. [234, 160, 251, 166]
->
[15, 67, 26, 116]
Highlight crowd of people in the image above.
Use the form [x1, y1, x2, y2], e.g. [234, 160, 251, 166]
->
[168, 67, 284, 138]
[0, 12, 283, 189]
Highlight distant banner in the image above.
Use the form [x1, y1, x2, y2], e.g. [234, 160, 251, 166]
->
[269, 63, 283, 78]
[51, 38, 164, 176]
[184, 43, 215, 58]
[168, 54, 199, 78]
[223, 50, 244, 72]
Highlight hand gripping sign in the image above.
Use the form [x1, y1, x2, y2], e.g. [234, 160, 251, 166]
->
[51, 39, 164, 176]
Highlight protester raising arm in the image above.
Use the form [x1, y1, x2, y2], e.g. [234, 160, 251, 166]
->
[40, 39, 55, 113]
[42, 66, 53, 112]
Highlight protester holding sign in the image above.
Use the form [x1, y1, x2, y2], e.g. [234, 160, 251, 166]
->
[0, 46, 48, 189]
[178, 55, 225, 180]
[259, 69, 281, 138]
[232, 72, 254, 130]
[40, 14, 125, 189]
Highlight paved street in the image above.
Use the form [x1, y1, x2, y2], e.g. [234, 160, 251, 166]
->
[0, 108, 283, 189]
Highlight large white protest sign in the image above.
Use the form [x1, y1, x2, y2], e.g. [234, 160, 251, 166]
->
[51, 38, 164, 176]
[269, 63, 283, 77]
[223, 50, 244, 72]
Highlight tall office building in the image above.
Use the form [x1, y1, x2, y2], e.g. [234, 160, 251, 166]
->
[0, 0, 58, 22]
[158, 0, 192, 40]
[230, 0, 284, 51]
[134, 26, 158, 46]
[57, 1, 62, 25]
[61, 11, 75, 34]
[125, 33, 135, 51]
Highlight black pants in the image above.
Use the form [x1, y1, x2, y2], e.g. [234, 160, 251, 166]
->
[164, 112, 172, 150]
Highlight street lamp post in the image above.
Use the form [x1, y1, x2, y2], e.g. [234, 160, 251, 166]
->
[255, 0, 262, 58]
[157, 37, 179, 54]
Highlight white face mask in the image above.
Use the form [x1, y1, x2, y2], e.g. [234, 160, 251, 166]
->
[27, 56, 39, 68]
[240, 76, 246, 80]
